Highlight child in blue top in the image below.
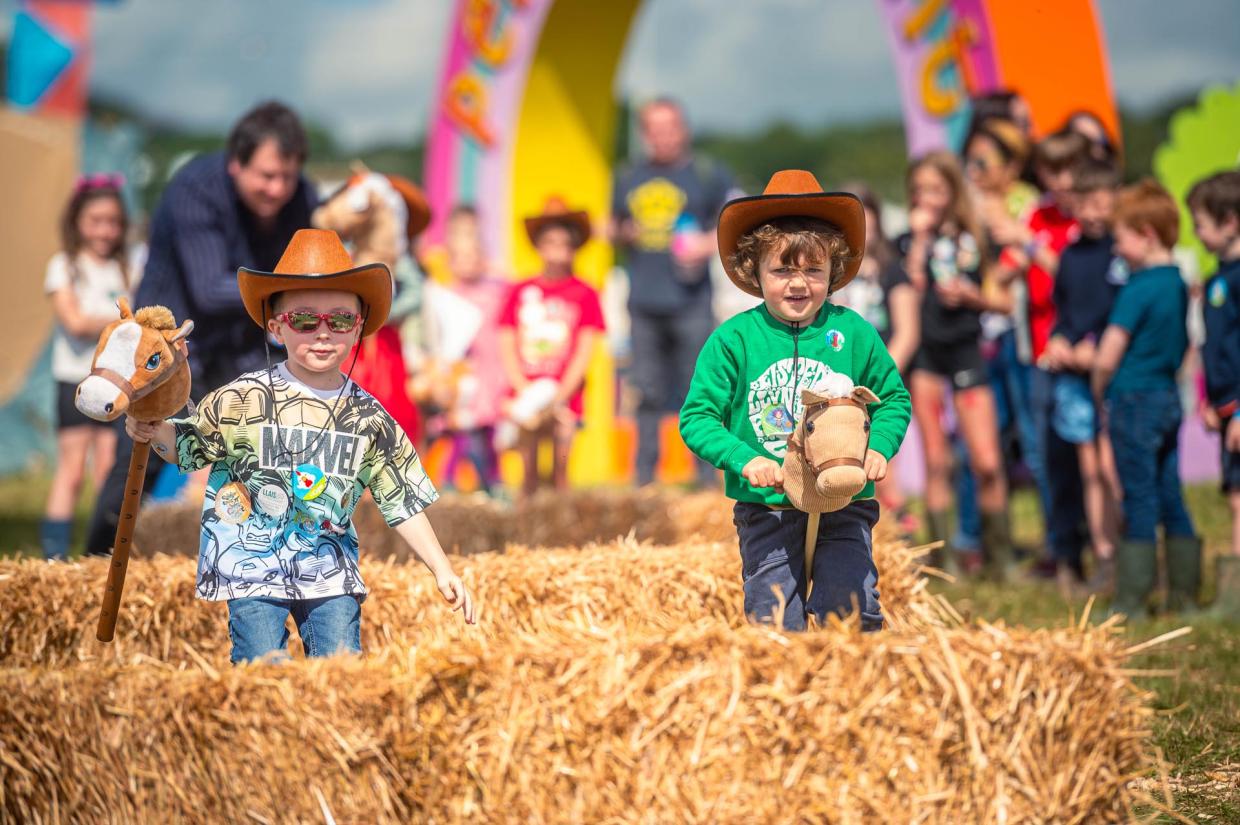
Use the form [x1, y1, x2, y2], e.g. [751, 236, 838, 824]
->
[1091, 180, 1200, 618]
[1041, 158, 1126, 589]
[1188, 169, 1240, 618]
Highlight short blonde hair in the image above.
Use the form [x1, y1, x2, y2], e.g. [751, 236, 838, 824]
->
[729, 217, 851, 294]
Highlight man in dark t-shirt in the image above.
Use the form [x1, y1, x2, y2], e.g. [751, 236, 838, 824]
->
[611, 98, 736, 486]
[86, 101, 318, 555]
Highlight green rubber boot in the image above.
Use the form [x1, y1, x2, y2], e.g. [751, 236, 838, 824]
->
[1207, 556, 1240, 620]
[1164, 535, 1203, 614]
[1110, 540, 1157, 620]
[981, 510, 1015, 583]
[925, 510, 959, 576]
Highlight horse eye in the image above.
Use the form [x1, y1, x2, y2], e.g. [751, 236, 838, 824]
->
[145, 353, 161, 370]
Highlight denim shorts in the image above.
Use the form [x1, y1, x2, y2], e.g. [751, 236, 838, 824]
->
[227, 594, 362, 664]
[1052, 373, 1098, 444]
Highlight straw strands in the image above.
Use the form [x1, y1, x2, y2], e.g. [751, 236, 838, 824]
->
[0, 531, 939, 670]
[1, 618, 1173, 823]
[0, 491, 1182, 823]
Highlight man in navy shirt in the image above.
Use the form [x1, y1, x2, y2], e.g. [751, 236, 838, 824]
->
[86, 101, 318, 555]
[611, 98, 736, 487]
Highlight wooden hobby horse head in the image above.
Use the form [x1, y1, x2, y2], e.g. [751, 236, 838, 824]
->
[75, 297, 193, 422]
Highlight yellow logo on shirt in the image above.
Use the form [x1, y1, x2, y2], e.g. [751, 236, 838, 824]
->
[626, 177, 687, 252]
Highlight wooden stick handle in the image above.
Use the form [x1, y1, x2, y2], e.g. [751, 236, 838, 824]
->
[803, 511, 821, 606]
[96, 440, 150, 643]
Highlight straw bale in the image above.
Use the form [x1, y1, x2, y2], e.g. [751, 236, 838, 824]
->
[0, 620, 1169, 824]
[131, 488, 740, 559]
[0, 533, 938, 670]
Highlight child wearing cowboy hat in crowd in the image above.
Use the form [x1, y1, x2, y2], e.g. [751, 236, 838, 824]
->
[127, 228, 476, 664]
[497, 197, 605, 497]
[680, 171, 911, 631]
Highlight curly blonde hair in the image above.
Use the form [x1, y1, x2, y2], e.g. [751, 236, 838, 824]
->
[729, 217, 852, 294]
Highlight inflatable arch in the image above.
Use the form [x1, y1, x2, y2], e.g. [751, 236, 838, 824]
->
[423, 0, 1117, 486]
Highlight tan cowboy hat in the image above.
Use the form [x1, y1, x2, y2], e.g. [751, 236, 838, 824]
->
[238, 228, 392, 337]
[717, 170, 865, 297]
[524, 196, 591, 247]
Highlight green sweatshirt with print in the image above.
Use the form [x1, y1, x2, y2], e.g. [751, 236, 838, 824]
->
[680, 302, 911, 506]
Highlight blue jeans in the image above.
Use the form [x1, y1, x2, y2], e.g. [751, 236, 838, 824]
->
[227, 594, 362, 664]
[733, 499, 882, 632]
[1031, 367, 1087, 565]
[1107, 387, 1195, 542]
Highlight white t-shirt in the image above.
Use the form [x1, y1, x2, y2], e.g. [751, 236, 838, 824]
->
[43, 252, 132, 383]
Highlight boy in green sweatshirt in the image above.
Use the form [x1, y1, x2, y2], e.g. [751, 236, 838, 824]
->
[680, 170, 911, 631]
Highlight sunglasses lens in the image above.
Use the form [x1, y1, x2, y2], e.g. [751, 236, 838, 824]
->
[328, 312, 358, 332]
[288, 312, 320, 332]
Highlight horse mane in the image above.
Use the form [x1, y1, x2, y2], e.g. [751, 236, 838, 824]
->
[134, 305, 176, 331]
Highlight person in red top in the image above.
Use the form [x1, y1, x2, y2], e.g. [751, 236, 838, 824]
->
[1000, 127, 1092, 579]
[499, 198, 605, 495]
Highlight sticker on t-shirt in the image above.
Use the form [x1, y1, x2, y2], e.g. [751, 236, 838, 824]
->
[254, 484, 289, 518]
[1106, 257, 1130, 286]
[760, 403, 795, 439]
[826, 329, 846, 352]
[293, 463, 327, 501]
[214, 482, 252, 525]
[1209, 278, 1229, 308]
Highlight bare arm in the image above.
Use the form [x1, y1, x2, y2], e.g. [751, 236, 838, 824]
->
[394, 511, 477, 624]
[125, 418, 178, 462]
[49, 287, 115, 338]
[1090, 324, 1130, 402]
[884, 283, 920, 373]
[555, 328, 598, 407]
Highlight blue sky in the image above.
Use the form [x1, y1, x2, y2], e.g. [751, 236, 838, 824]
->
[4, 0, 1239, 147]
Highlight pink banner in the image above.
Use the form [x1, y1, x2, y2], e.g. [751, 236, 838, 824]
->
[876, 0, 1000, 156]
[424, 0, 554, 263]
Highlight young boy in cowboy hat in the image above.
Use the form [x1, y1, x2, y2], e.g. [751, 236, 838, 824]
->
[497, 197, 605, 496]
[127, 228, 476, 664]
[680, 171, 911, 631]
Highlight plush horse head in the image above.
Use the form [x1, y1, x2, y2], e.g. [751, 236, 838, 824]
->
[75, 297, 194, 422]
[783, 384, 880, 513]
[312, 166, 431, 271]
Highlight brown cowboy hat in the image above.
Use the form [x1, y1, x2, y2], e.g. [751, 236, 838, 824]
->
[717, 170, 865, 297]
[238, 228, 392, 337]
[524, 196, 591, 247]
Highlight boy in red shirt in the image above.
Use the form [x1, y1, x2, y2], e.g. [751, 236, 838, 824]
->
[499, 198, 605, 496]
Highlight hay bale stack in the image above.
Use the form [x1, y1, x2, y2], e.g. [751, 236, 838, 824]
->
[0, 620, 1169, 824]
[131, 489, 742, 560]
[0, 535, 937, 669]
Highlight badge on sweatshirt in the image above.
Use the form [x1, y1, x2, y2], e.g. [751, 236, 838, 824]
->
[1209, 278, 1228, 308]
[214, 481, 252, 524]
[254, 483, 289, 518]
[826, 329, 846, 352]
[293, 463, 327, 501]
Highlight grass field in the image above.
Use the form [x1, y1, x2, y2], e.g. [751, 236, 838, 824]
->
[3, 472, 1236, 821]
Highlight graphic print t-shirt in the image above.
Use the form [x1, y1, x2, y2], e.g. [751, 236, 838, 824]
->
[173, 363, 438, 602]
[497, 275, 605, 415]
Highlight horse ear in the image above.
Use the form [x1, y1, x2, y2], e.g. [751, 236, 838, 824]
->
[164, 319, 194, 343]
[117, 296, 133, 319]
[853, 386, 880, 405]
[800, 387, 827, 406]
